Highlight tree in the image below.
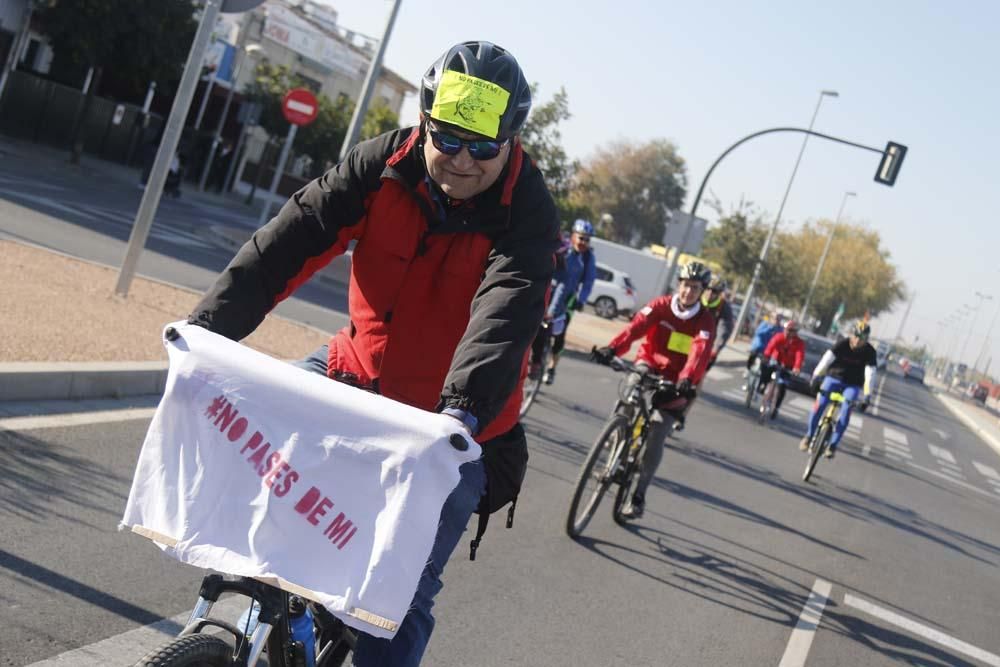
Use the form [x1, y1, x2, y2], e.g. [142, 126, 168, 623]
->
[569, 139, 687, 245]
[780, 220, 905, 332]
[701, 199, 767, 287]
[360, 101, 400, 141]
[36, 0, 196, 163]
[519, 85, 580, 222]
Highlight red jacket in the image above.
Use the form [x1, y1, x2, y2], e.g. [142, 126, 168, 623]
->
[607, 295, 716, 383]
[763, 332, 805, 372]
[189, 127, 559, 443]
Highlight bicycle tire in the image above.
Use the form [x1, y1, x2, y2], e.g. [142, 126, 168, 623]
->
[133, 634, 233, 667]
[566, 415, 629, 538]
[611, 456, 641, 525]
[802, 421, 831, 482]
[758, 378, 776, 424]
[744, 374, 758, 409]
[520, 343, 551, 419]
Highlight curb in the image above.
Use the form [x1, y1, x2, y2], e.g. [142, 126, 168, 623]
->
[934, 391, 1000, 457]
[0, 361, 168, 402]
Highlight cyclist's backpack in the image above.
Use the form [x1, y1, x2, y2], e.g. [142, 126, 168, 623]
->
[469, 422, 528, 560]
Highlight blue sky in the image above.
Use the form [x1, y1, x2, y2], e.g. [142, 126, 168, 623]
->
[322, 0, 1000, 373]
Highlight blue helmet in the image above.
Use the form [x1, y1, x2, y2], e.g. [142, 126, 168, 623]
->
[572, 219, 594, 236]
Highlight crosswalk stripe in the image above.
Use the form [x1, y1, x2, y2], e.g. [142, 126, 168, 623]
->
[884, 446, 912, 459]
[710, 369, 734, 381]
[927, 443, 957, 464]
[972, 461, 1000, 480]
[883, 427, 908, 446]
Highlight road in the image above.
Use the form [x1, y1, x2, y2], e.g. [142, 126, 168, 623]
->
[0, 148, 349, 334]
[2, 357, 999, 666]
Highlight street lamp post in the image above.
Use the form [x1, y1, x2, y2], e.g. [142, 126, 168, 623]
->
[198, 34, 262, 192]
[732, 90, 839, 340]
[959, 291, 992, 367]
[974, 299, 1000, 374]
[798, 190, 855, 325]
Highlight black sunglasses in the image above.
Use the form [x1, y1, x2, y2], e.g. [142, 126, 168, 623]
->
[428, 128, 508, 161]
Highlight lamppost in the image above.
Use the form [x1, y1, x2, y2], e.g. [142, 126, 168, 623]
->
[732, 89, 839, 339]
[974, 298, 1000, 374]
[798, 190, 855, 325]
[959, 291, 992, 367]
[198, 39, 262, 191]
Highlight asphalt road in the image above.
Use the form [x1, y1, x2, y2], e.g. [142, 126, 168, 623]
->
[2, 357, 999, 666]
[0, 148, 349, 334]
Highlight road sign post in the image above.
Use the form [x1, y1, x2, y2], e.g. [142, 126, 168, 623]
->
[256, 88, 319, 226]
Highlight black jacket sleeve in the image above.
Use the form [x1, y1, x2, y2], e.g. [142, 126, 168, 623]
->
[187, 129, 410, 341]
[438, 162, 560, 428]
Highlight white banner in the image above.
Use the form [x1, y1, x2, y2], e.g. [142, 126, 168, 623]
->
[262, 5, 369, 77]
[121, 322, 480, 638]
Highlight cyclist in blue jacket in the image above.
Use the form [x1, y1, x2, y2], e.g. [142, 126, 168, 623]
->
[530, 219, 597, 385]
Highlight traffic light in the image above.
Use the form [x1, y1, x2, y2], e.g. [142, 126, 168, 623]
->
[874, 141, 907, 186]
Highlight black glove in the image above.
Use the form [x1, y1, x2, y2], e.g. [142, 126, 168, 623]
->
[591, 346, 615, 366]
[572, 300, 584, 312]
[810, 376, 822, 394]
[677, 377, 695, 398]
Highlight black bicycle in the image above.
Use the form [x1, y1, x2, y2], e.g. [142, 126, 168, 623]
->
[133, 574, 354, 666]
[566, 356, 685, 537]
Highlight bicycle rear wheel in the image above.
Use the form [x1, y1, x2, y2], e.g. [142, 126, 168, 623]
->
[133, 634, 233, 667]
[802, 422, 831, 482]
[566, 415, 629, 538]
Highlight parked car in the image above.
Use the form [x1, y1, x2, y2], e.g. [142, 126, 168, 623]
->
[967, 383, 988, 405]
[785, 331, 837, 395]
[903, 363, 926, 383]
[588, 262, 637, 319]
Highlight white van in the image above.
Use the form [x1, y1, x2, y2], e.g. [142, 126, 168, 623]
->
[588, 262, 638, 319]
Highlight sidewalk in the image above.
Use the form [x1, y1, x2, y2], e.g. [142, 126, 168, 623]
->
[932, 385, 1000, 457]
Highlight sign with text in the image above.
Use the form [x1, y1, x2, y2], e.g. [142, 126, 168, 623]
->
[121, 322, 479, 638]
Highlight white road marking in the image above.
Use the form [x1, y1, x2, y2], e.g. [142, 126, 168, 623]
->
[884, 445, 913, 459]
[3, 190, 99, 220]
[850, 415, 864, 430]
[0, 175, 67, 191]
[928, 443, 957, 464]
[974, 461, 1000, 480]
[883, 427, 909, 446]
[933, 428, 950, 440]
[0, 408, 156, 432]
[872, 374, 887, 416]
[861, 442, 872, 457]
[26, 596, 246, 666]
[710, 369, 734, 381]
[778, 579, 833, 667]
[905, 461, 998, 500]
[844, 594, 1000, 666]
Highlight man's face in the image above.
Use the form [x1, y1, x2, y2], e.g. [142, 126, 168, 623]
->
[849, 334, 867, 349]
[423, 122, 510, 200]
[677, 279, 704, 308]
[705, 287, 723, 303]
[786, 326, 799, 339]
[571, 231, 590, 253]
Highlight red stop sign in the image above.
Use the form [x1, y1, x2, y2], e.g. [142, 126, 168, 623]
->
[282, 88, 319, 126]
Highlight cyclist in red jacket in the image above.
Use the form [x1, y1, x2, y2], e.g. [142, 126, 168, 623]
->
[758, 320, 805, 419]
[592, 262, 716, 519]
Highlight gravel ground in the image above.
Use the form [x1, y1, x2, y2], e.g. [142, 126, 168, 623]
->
[0, 240, 328, 362]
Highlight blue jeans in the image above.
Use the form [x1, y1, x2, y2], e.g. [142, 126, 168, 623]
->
[294, 346, 487, 666]
[805, 377, 861, 449]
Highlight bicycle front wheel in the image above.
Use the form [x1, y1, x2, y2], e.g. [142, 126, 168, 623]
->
[133, 634, 233, 667]
[802, 422, 831, 482]
[744, 374, 758, 409]
[566, 415, 629, 538]
[519, 369, 544, 418]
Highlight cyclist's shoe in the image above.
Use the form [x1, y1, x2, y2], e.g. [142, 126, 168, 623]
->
[672, 416, 685, 432]
[543, 368, 556, 385]
[798, 436, 810, 451]
[528, 362, 542, 381]
[622, 494, 645, 519]
[824, 446, 836, 459]
[770, 409, 779, 420]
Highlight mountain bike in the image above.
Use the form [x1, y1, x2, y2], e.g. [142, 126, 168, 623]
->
[133, 574, 354, 666]
[801, 390, 860, 482]
[757, 364, 790, 424]
[565, 356, 685, 537]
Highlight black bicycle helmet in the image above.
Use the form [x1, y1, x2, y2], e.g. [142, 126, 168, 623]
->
[678, 261, 712, 287]
[420, 41, 532, 140]
[706, 275, 727, 291]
